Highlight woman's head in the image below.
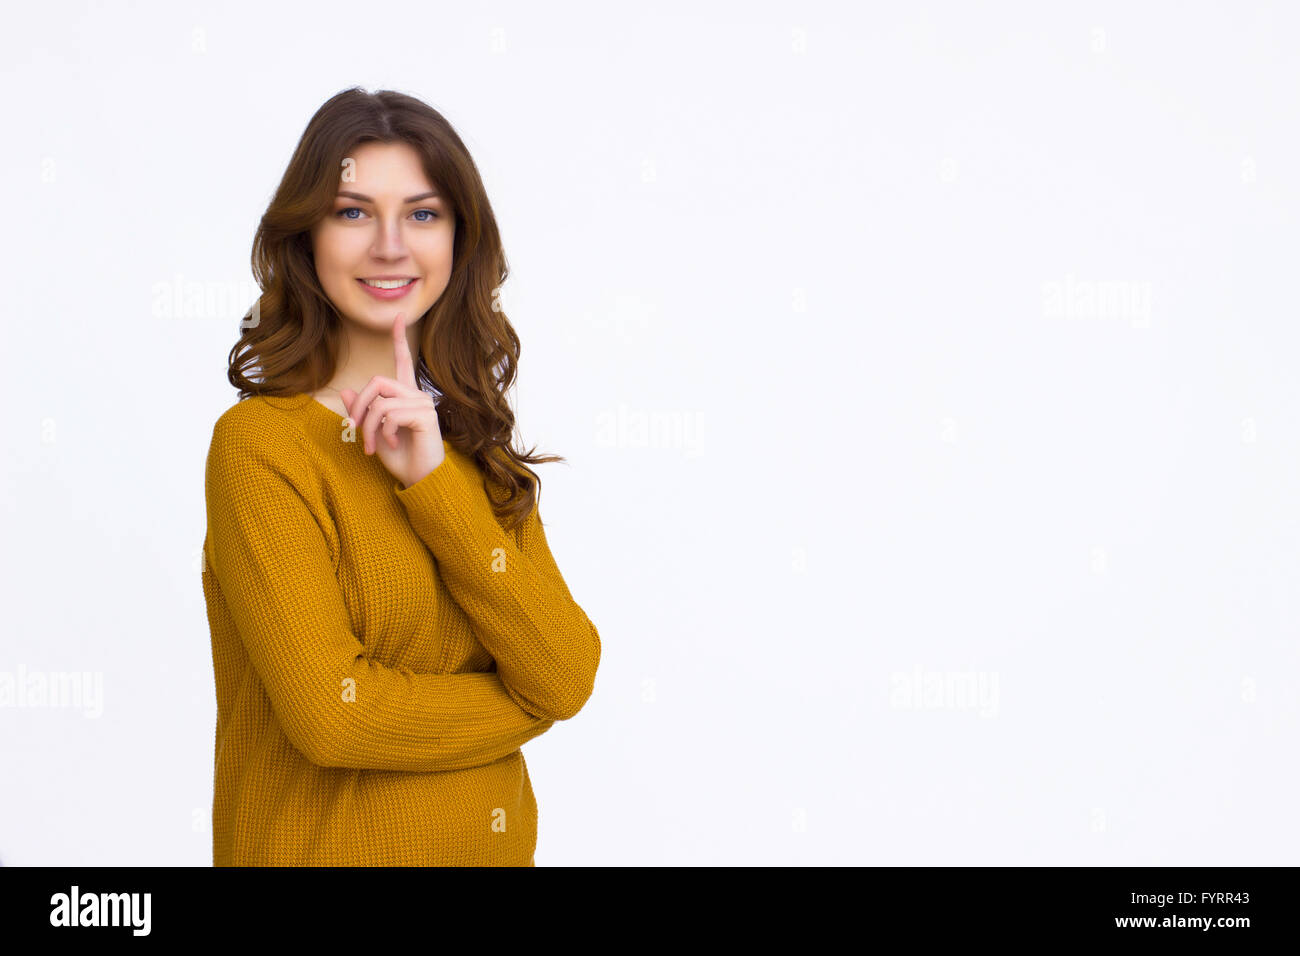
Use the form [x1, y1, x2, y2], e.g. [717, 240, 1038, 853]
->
[310, 139, 455, 336]
[230, 87, 560, 530]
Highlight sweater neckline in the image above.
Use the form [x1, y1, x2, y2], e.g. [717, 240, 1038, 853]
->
[254, 393, 348, 427]
[303, 394, 348, 423]
[262, 395, 457, 465]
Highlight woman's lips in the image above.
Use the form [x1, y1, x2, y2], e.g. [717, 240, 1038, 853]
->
[357, 278, 418, 300]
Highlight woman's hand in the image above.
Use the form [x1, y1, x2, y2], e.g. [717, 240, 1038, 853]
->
[340, 312, 445, 489]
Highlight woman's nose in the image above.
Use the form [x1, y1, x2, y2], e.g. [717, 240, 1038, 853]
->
[370, 218, 408, 257]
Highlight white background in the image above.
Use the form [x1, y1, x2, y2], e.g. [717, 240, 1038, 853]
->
[1, 1, 1297, 865]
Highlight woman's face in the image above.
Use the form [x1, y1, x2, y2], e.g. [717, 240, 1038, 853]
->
[310, 140, 455, 331]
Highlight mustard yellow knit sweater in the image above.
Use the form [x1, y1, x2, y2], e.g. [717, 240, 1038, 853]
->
[200, 394, 600, 866]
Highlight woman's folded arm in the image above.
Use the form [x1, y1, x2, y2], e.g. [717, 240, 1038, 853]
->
[393, 443, 601, 722]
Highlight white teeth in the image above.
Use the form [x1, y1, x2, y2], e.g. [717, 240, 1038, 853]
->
[361, 278, 415, 289]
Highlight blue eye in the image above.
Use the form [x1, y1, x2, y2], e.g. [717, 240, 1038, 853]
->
[335, 207, 441, 222]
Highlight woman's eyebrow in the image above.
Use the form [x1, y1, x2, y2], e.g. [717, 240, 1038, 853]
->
[335, 190, 441, 203]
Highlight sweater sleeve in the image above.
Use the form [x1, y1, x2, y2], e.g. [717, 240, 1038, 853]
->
[393, 442, 601, 722]
[204, 418, 554, 772]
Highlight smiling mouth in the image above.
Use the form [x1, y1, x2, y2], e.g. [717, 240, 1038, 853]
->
[358, 278, 417, 289]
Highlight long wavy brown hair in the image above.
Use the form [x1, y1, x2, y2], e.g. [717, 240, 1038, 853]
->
[226, 86, 562, 532]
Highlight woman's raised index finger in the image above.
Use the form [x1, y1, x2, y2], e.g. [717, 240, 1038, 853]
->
[392, 312, 415, 386]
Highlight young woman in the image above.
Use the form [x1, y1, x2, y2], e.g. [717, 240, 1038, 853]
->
[200, 88, 601, 867]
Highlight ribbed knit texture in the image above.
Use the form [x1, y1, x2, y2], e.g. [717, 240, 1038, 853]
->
[201, 393, 600, 866]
